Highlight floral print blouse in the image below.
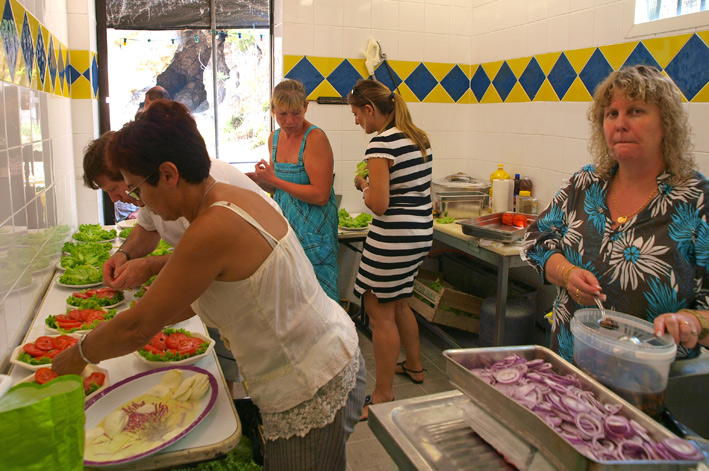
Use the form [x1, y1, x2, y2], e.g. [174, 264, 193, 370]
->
[523, 165, 709, 363]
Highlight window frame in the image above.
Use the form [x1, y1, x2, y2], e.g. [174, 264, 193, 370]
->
[624, 0, 709, 38]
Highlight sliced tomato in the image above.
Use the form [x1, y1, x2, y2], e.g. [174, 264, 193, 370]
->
[68, 309, 84, 321]
[165, 332, 188, 350]
[152, 332, 168, 343]
[177, 340, 197, 356]
[56, 320, 83, 330]
[83, 377, 99, 395]
[72, 291, 93, 299]
[54, 314, 74, 323]
[85, 310, 106, 323]
[86, 372, 106, 386]
[188, 337, 204, 348]
[167, 348, 178, 355]
[34, 336, 54, 351]
[23, 343, 46, 357]
[95, 288, 118, 299]
[35, 368, 58, 385]
[44, 349, 60, 358]
[143, 344, 163, 355]
[513, 214, 528, 228]
[51, 335, 74, 350]
[150, 339, 167, 351]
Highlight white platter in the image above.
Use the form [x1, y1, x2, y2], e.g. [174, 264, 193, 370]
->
[83, 365, 217, 467]
[116, 219, 138, 230]
[133, 332, 215, 368]
[17, 365, 110, 400]
[66, 297, 125, 311]
[56, 280, 103, 289]
[338, 224, 370, 232]
[44, 307, 111, 334]
[9, 333, 81, 371]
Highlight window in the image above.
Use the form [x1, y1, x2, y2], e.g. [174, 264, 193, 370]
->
[626, 0, 709, 37]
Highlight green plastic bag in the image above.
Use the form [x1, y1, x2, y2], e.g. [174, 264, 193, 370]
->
[0, 375, 85, 471]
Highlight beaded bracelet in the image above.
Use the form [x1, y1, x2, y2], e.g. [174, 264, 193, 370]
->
[562, 265, 578, 289]
[78, 333, 98, 365]
[679, 309, 709, 340]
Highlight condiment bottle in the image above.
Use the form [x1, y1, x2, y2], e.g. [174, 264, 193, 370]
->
[517, 190, 537, 214]
[489, 164, 511, 212]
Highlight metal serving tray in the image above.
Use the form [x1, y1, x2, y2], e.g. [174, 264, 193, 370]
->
[444, 346, 703, 471]
[456, 212, 535, 243]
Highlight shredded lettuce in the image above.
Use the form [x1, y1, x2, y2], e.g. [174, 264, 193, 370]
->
[353, 160, 369, 183]
[338, 209, 373, 228]
[71, 224, 117, 242]
[59, 265, 102, 285]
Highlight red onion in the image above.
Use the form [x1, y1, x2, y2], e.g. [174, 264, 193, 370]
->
[661, 438, 705, 461]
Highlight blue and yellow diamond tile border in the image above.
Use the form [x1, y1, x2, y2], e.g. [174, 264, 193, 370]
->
[285, 29, 709, 104]
[0, 0, 96, 99]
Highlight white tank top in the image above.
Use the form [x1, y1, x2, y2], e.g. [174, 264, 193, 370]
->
[192, 201, 358, 413]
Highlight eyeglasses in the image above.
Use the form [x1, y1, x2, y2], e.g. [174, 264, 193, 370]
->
[351, 85, 372, 106]
[125, 173, 153, 201]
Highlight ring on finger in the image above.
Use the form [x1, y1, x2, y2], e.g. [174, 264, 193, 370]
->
[576, 287, 581, 304]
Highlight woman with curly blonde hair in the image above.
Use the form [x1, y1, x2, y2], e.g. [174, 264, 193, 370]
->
[523, 65, 709, 372]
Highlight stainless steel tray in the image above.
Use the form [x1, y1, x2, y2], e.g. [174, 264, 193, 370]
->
[457, 212, 535, 243]
[444, 346, 702, 471]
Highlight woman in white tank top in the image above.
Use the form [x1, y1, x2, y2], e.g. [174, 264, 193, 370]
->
[53, 100, 366, 470]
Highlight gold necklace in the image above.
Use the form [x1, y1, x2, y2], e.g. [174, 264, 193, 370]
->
[611, 176, 657, 224]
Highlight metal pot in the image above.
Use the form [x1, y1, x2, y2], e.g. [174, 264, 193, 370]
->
[432, 173, 490, 219]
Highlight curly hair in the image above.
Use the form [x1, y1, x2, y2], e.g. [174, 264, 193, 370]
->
[587, 65, 694, 185]
[83, 131, 120, 189]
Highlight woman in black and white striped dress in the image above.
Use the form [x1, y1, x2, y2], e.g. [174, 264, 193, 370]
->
[348, 79, 433, 420]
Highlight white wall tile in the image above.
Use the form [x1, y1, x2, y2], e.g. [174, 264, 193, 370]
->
[547, 14, 570, 52]
[526, 20, 549, 57]
[343, 0, 373, 28]
[372, 0, 399, 31]
[449, 35, 471, 64]
[283, 0, 314, 24]
[568, 9, 595, 50]
[594, 2, 625, 46]
[371, 30, 399, 59]
[283, 23, 314, 55]
[66, 0, 87, 14]
[315, 0, 344, 26]
[424, 4, 450, 34]
[69, 99, 95, 135]
[313, 25, 344, 57]
[570, 0, 596, 13]
[66, 13, 90, 50]
[342, 28, 374, 58]
[528, 0, 548, 23]
[542, 135, 564, 171]
[398, 31, 425, 61]
[399, 2, 425, 32]
[450, 6, 473, 36]
[547, 0, 570, 17]
[689, 103, 709, 154]
[543, 102, 567, 138]
[423, 33, 450, 62]
[564, 102, 591, 139]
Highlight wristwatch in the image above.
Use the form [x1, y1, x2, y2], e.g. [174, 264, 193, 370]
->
[116, 247, 131, 261]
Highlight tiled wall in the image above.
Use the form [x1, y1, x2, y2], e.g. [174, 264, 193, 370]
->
[0, 0, 98, 372]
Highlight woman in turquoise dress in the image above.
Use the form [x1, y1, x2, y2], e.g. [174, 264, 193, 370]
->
[250, 79, 339, 300]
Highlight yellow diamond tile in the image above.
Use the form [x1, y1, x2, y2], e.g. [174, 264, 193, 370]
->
[480, 60, 504, 81]
[16, 53, 27, 85]
[62, 77, 70, 98]
[698, 31, 709, 47]
[533, 79, 560, 102]
[283, 55, 302, 75]
[461, 89, 475, 104]
[565, 47, 596, 74]
[308, 80, 339, 100]
[562, 77, 593, 102]
[348, 58, 369, 80]
[507, 57, 531, 79]
[643, 34, 692, 68]
[31, 61, 38, 89]
[387, 60, 420, 81]
[307, 56, 342, 77]
[457, 64, 472, 79]
[0, 43, 8, 82]
[69, 50, 90, 75]
[599, 42, 638, 71]
[480, 86, 502, 103]
[71, 76, 90, 99]
[504, 82, 531, 102]
[43, 74, 51, 93]
[26, 9, 38, 42]
[397, 82, 419, 102]
[9, 0, 24, 26]
[692, 81, 709, 102]
[423, 83, 454, 103]
[535, 52, 562, 76]
[426, 62, 455, 82]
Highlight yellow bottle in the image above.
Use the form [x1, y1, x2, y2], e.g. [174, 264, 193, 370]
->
[489, 164, 511, 212]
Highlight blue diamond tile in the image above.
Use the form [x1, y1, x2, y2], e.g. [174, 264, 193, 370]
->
[20, 12, 33, 83]
[547, 53, 576, 100]
[36, 28, 46, 86]
[579, 48, 613, 97]
[623, 42, 661, 70]
[1, 0, 19, 81]
[519, 57, 545, 100]
[470, 66, 491, 101]
[284, 57, 325, 96]
[373, 61, 402, 92]
[405, 63, 437, 101]
[91, 54, 99, 97]
[67, 64, 81, 84]
[326, 60, 363, 97]
[47, 37, 56, 86]
[82, 67, 90, 80]
[440, 65, 469, 102]
[492, 61, 516, 101]
[57, 44, 65, 92]
[665, 34, 709, 101]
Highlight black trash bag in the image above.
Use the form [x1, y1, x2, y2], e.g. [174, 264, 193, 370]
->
[234, 397, 264, 466]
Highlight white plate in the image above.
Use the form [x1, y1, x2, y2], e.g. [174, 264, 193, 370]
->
[66, 297, 125, 311]
[55, 260, 66, 271]
[339, 224, 370, 232]
[83, 365, 217, 467]
[56, 280, 103, 289]
[116, 219, 138, 230]
[9, 333, 82, 371]
[44, 307, 111, 334]
[16, 365, 110, 400]
[133, 332, 215, 368]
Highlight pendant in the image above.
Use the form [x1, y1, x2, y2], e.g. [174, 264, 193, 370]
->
[617, 216, 627, 224]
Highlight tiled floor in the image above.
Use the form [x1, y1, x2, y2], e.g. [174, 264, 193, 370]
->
[232, 323, 457, 471]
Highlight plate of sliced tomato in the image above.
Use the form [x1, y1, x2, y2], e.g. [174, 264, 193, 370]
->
[10, 333, 81, 371]
[45, 307, 117, 334]
[133, 329, 214, 368]
[66, 287, 125, 309]
[18, 365, 109, 399]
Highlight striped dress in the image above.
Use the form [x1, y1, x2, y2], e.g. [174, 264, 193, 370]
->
[354, 126, 434, 302]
